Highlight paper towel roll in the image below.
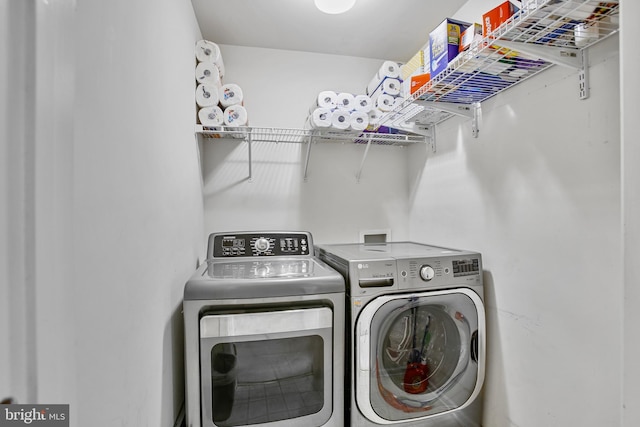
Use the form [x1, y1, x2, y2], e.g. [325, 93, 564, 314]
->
[219, 83, 244, 108]
[308, 107, 332, 129]
[195, 40, 225, 78]
[195, 62, 221, 87]
[330, 110, 350, 130]
[311, 91, 338, 111]
[375, 94, 396, 112]
[223, 105, 248, 127]
[353, 94, 373, 113]
[336, 92, 355, 111]
[198, 105, 224, 126]
[350, 111, 369, 131]
[195, 84, 219, 108]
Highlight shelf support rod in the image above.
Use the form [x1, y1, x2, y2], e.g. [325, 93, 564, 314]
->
[247, 130, 253, 182]
[430, 127, 437, 153]
[303, 133, 313, 181]
[356, 134, 373, 183]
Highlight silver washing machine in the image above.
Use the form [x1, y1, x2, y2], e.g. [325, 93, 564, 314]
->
[184, 231, 345, 427]
[316, 242, 485, 427]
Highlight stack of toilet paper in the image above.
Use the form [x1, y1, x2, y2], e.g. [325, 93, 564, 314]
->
[195, 40, 248, 136]
[365, 60, 405, 130]
[306, 90, 373, 132]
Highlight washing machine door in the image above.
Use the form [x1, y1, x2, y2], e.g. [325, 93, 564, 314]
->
[355, 288, 485, 424]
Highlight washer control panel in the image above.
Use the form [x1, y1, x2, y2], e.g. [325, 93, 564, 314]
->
[210, 232, 311, 258]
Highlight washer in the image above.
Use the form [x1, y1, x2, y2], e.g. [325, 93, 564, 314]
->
[316, 242, 485, 427]
[184, 231, 345, 427]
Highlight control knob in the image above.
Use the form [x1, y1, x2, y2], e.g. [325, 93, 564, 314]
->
[419, 265, 435, 281]
[254, 238, 270, 253]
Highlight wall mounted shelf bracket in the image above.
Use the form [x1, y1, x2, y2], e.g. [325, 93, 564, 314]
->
[492, 40, 589, 99]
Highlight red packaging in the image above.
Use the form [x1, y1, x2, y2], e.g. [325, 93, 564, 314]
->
[482, 1, 519, 36]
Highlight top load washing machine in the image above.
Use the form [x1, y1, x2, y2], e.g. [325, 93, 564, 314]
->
[184, 231, 345, 427]
[316, 242, 485, 427]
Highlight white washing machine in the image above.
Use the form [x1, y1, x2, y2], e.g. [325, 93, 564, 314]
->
[184, 231, 345, 427]
[316, 242, 485, 427]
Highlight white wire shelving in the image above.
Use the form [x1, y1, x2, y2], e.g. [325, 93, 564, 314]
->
[379, 0, 619, 136]
[195, 125, 429, 181]
[196, 0, 619, 180]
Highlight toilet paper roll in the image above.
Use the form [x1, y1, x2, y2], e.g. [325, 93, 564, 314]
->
[375, 94, 396, 112]
[350, 111, 370, 131]
[367, 61, 401, 94]
[195, 62, 221, 87]
[370, 77, 402, 98]
[311, 91, 338, 111]
[198, 105, 224, 126]
[223, 105, 248, 127]
[218, 83, 244, 108]
[378, 60, 400, 80]
[195, 40, 225, 78]
[353, 94, 373, 113]
[330, 110, 350, 130]
[308, 107, 332, 129]
[368, 108, 383, 126]
[336, 92, 355, 111]
[195, 84, 219, 108]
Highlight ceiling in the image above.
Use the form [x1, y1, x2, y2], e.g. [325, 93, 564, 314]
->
[191, 0, 469, 62]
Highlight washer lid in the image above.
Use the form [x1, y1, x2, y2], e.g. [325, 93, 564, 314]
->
[184, 257, 345, 300]
[316, 242, 471, 263]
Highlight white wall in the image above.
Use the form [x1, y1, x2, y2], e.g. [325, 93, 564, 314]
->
[621, 0, 640, 426]
[3, 0, 205, 425]
[407, 18, 621, 427]
[201, 46, 413, 244]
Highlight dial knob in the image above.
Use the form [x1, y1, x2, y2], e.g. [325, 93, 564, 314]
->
[419, 265, 435, 281]
[254, 238, 270, 253]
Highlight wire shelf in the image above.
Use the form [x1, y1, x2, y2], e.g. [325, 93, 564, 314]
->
[379, 0, 619, 128]
[195, 125, 428, 147]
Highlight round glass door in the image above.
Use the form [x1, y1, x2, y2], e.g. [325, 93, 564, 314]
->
[355, 289, 484, 424]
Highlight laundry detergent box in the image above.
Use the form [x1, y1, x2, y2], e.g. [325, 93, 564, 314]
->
[482, 0, 520, 36]
[429, 18, 471, 79]
[460, 23, 483, 51]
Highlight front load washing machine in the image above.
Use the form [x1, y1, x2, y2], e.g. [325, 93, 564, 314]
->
[316, 242, 485, 427]
[184, 231, 345, 427]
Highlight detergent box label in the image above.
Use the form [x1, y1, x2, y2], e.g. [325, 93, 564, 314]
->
[429, 18, 471, 79]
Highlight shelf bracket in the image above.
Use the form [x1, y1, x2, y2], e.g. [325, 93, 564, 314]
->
[578, 49, 590, 100]
[414, 101, 481, 138]
[303, 134, 313, 181]
[356, 134, 373, 183]
[247, 131, 253, 182]
[492, 40, 583, 70]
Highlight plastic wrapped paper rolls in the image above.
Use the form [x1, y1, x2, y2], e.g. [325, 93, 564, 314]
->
[350, 111, 369, 131]
[195, 40, 225, 78]
[353, 94, 373, 113]
[223, 105, 248, 127]
[367, 60, 401, 94]
[368, 108, 384, 130]
[375, 94, 396, 112]
[311, 91, 338, 111]
[371, 78, 401, 98]
[198, 105, 224, 126]
[330, 110, 350, 130]
[195, 62, 221, 87]
[336, 92, 356, 111]
[218, 83, 244, 108]
[195, 84, 219, 108]
[308, 107, 332, 129]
